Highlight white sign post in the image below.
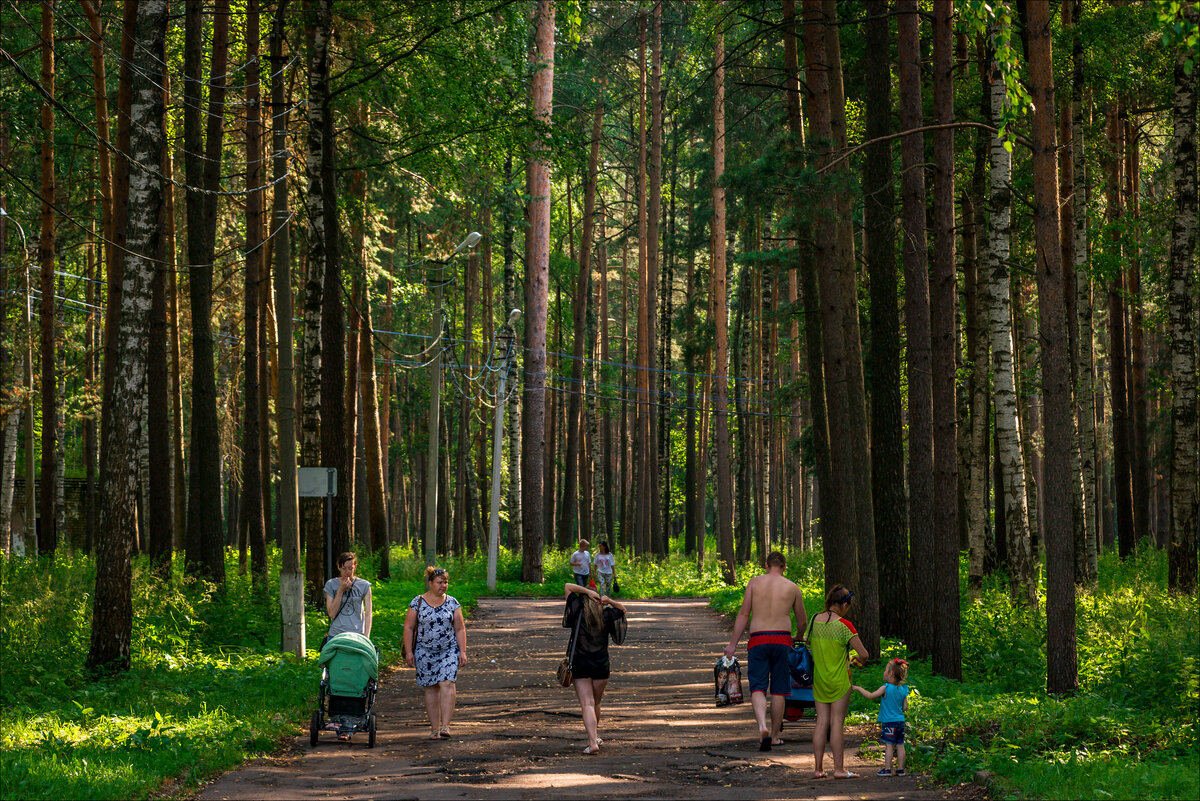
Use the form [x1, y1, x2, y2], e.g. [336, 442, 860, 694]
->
[298, 467, 337, 581]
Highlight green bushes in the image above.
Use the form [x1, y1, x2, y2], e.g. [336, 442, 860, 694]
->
[0, 550, 325, 800]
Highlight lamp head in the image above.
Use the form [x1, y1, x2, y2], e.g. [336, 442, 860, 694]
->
[453, 231, 482, 254]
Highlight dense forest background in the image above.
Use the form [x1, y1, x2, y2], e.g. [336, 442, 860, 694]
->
[0, 0, 1196, 696]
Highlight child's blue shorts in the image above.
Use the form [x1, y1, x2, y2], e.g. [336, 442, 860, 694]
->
[880, 721, 905, 744]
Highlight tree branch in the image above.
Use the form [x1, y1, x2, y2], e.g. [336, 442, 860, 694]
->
[817, 122, 1031, 174]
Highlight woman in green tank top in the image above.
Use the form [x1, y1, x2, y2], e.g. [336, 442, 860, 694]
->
[809, 585, 868, 779]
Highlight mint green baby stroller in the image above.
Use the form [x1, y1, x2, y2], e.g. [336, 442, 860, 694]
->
[310, 632, 379, 747]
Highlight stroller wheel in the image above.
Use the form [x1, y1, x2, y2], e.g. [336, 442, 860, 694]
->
[367, 714, 377, 749]
[309, 711, 322, 747]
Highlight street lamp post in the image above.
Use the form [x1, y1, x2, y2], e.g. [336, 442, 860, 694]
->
[487, 308, 521, 590]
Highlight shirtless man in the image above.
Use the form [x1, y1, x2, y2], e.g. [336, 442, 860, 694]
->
[723, 550, 807, 751]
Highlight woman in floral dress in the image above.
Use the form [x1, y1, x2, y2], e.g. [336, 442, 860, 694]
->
[404, 566, 468, 739]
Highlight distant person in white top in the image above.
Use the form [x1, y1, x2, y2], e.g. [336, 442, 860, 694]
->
[593, 541, 615, 597]
[570, 539, 592, 588]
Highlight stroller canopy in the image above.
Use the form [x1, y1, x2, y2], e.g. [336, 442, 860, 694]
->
[319, 632, 379, 696]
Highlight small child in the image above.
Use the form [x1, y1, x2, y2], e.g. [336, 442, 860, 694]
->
[852, 658, 910, 777]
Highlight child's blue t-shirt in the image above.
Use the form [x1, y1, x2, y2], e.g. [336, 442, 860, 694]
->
[879, 683, 909, 723]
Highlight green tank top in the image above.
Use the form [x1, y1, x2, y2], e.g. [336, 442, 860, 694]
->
[810, 615, 856, 703]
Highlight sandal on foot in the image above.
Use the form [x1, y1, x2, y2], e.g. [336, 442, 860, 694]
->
[583, 744, 600, 755]
[429, 731, 442, 740]
[759, 733, 772, 752]
[811, 771, 826, 779]
[833, 771, 859, 779]
[771, 738, 784, 746]
[337, 733, 352, 742]
[439, 728, 452, 739]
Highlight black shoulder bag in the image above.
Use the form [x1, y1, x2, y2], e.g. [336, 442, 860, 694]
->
[556, 604, 583, 687]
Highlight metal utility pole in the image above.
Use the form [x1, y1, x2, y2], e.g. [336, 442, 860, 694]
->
[488, 309, 521, 590]
[424, 286, 444, 567]
[424, 232, 481, 567]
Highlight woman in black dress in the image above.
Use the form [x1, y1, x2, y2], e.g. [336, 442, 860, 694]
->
[562, 583, 626, 754]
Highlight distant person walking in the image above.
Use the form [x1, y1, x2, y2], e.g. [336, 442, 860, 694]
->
[810, 585, 869, 779]
[593, 541, 616, 597]
[562, 583, 627, 754]
[853, 658, 910, 776]
[323, 552, 372, 647]
[404, 566, 468, 740]
[723, 551, 808, 751]
[570, 539, 592, 588]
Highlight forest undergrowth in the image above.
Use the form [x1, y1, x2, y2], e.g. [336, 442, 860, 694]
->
[0, 544, 1195, 800]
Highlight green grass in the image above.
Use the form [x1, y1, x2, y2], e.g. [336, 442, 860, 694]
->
[1, 543, 1195, 801]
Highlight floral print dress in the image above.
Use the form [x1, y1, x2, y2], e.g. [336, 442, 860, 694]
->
[409, 594, 461, 687]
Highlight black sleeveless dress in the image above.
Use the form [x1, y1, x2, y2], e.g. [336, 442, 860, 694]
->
[563, 593, 627, 681]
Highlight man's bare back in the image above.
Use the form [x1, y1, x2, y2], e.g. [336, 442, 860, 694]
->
[745, 572, 805, 634]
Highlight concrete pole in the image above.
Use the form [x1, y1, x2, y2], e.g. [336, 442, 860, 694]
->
[424, 283, 443, 567]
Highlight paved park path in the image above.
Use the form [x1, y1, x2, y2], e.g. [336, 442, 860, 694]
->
[195, 598, 984, 800]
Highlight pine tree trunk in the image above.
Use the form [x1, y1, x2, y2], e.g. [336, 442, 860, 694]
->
[1124, 117, 1152, 548]
[320, 39, 348, 564]
[38, 0, 57, 555]
[648, 2, 664, 556]
[633, 15, 651, 556]
[964, 40, 991, 592]
[862, 0, 906, 637]
[1105, 103, 1136, 559]
[685, 173, 699, 555]
[712, 16, 735, 584]
[1167, 1, 1199, 593]
[804, 0, 861, 609]
[823, 5, 877, 641]
[522, 0, 554, 583]
[562, 88, 604, 550]
[146, 119, 172, 572]
[183, 0, 230, 582]
[782, 0, 818, 553]
[1071, 28, 1099, 580]
[586, 200, 608, 546]
[598, 198, 615, 546]
[733, 266, 752, 565]
[163, 92, 186, 553]
[360, 290, 390, 576]
[1027, 0, 1078, 694]
[301, 0, 332, 597]
[930, 0, 961, 680]
[241, 0, 266, 582]
[99, 0, 136, 491]
[80, 2, 110, 555]
[89, 0, 168, 674]
[271, 2, 304, 656]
